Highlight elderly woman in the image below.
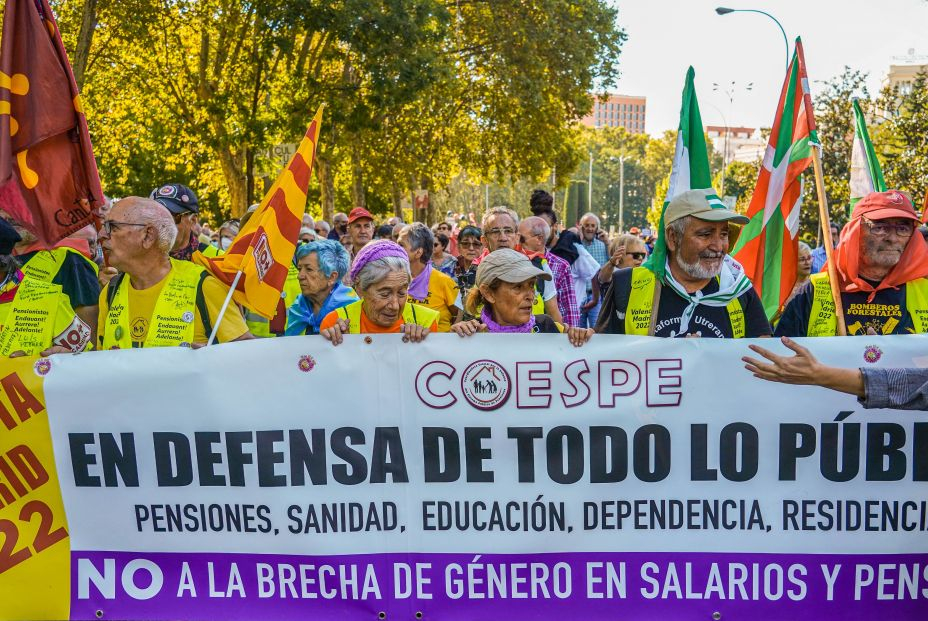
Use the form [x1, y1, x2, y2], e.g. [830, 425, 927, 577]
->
[783, 241, 813, 307]
[397, 223, 461, 332]
[286, 240, 358, 335]
[320, 240, 438, 345]
[451, 248, 593, 346]
[446, 224, 482, 298]
[596, 233, 649, 286]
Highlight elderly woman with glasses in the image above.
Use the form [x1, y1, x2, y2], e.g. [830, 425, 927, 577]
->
[320, 240, 439, 345]
[450, 249, 593, 346]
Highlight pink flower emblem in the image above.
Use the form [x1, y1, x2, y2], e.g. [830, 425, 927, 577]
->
[863, 345, 882, 364]
[298, 355, 316, 373]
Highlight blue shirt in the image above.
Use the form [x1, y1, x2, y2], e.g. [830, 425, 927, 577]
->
[810, 246, 828, 274]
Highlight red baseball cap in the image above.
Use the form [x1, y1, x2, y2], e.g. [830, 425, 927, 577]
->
[852, 190, 918, 221]
[348, 207, 374, 224]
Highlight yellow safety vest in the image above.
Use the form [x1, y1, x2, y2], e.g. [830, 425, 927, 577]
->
[201, 245, 223, 258]
[0, 278, 87, 356]
[336, 300, 439, 333]
[21, 246, 99, 282]
[625, 267, 745, 338]
[807, 272, 928, 336]
[101, 259, 207, 349]
[244, 263, 301, 338]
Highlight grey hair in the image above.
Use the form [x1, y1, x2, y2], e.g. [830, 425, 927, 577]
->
[798, 241, 812, 254]
[522, 216, 550, 241]
[353, 256, 411, 293]
[316, 220, 330, 234]
[401, 222, 433, 266]
[123, 197, 178, 253]
[665, 215, 691, 247]
[580, 212, 601, 227]
[482, 206, 519, 229]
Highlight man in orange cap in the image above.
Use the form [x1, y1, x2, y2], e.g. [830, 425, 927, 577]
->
[776, 190, 928, 337]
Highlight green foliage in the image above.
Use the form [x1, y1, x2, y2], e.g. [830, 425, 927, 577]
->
[714, 160, 760, 213]
[49, 0, 625, 225]
[873, 71, 928, 207]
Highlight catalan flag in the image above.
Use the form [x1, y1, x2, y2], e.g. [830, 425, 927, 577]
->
[194, 106, 323, 319]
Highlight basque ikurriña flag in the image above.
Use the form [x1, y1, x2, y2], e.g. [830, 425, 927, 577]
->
[194, 106, 323, 320]
[643, 66, 726, 281]
[849, 97, 885, 210]
[732, 38, 818, 319]
[0, 0, 103, 245]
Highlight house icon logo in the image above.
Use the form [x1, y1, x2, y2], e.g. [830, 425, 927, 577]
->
[460, 359, 511, 410]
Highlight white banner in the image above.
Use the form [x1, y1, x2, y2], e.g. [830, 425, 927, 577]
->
[32, 335, 928, 619]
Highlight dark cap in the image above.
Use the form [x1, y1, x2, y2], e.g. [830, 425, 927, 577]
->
[150, 184, 199, 215]
[0, 218, 21, 255]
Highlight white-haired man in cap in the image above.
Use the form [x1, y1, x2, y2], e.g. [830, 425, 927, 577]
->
[598, 189, 771, 338]
[97, 197, 252, 348]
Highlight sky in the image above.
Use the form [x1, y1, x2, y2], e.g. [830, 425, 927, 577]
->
[610, 0, 928, 136]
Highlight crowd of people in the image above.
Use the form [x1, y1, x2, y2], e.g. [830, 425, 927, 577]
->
[0, 181, 926, 409]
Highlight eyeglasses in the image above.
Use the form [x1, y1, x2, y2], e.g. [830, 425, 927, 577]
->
[102, 220, 146, 235]
[629, 252, 646, 260]
[863, 218, 914, 238]
[315, 228, 325, 234]
[459, 240, 482, 248]
[172, 212, 191, 224]
[519, 234, 540, 245]
[485, 227, 515, 238]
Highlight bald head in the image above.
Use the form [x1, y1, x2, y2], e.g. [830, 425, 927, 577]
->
[110, 197, 177, 254]
[518, 216, 550, 254]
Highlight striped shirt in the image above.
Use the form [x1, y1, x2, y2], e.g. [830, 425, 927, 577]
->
[860, 367, 928, 411]
[546, 251, 579, 327]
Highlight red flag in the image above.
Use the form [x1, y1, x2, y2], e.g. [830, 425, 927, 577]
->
[0, 0, 103, 245]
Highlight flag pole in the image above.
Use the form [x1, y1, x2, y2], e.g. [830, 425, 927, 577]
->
[207, 271, 243, 346]
[810, 147, 847, 336]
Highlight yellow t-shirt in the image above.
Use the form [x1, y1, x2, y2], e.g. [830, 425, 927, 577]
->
[407, 269, 459, 332]
[97, 269, 249, 348]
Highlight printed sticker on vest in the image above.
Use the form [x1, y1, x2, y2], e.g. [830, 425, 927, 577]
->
[52, 316, 91, 352]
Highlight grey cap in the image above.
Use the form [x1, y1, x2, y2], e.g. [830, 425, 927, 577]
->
[664, 189, 749, 225]
[475, 248, 552, 288]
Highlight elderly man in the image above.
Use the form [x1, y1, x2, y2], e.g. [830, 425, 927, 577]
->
[285, 240, 358, 335]
[347, 207, 374, 257]
[519, 216, 577, 326]
[397, 223, 460, 332]
[599, 189, 770, 338]
[578, 212, 609, 327]
[328, 212, 348, 241]
[97, 197, 252, 348]
[315, 220, 331, 238]
[150, 183, 208, 261]
[776, 191, 928, 337]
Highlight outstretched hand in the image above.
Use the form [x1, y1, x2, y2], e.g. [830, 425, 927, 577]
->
[742, 336, 821, 385]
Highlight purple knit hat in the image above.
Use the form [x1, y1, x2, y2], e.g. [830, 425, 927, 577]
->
[349, 239, 410, 283]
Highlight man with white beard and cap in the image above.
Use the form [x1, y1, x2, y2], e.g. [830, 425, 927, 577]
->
[598, 189, 771, 338]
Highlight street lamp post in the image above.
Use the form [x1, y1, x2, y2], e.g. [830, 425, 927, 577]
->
[618, 156, 625, 232]
[715, 7, 789, 68]
[588, 149, 594, 215]
[710, 81, 752, 196]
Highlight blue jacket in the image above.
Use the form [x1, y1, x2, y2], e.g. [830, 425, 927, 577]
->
[285, 282, 358, 336]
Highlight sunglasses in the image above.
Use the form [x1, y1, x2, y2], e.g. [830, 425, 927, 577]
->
[629, 252, 646, 260]
[459, 240, 482, 248]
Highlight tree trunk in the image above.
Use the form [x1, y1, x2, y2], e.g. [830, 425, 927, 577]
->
[72, 0, 98, 90]
[349, 145, 365, 209]
[316, 156, 335, 222]
[216, 146, 248, 217]
[391, 181, 403, 218]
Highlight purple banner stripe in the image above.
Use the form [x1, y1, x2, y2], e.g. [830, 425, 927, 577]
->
[71, 550, 928, 621]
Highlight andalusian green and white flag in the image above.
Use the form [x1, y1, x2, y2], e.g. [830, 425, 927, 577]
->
[644, 67, 724, 281]
[732, 38, 817, 319]
[849, 97, 885, 209]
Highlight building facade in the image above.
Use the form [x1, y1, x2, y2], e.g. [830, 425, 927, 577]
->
[580, 94, 647, 133]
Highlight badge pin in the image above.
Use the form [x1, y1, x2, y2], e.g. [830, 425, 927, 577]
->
[181, 311, 194, 323]
[115, 326, 124, 340]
